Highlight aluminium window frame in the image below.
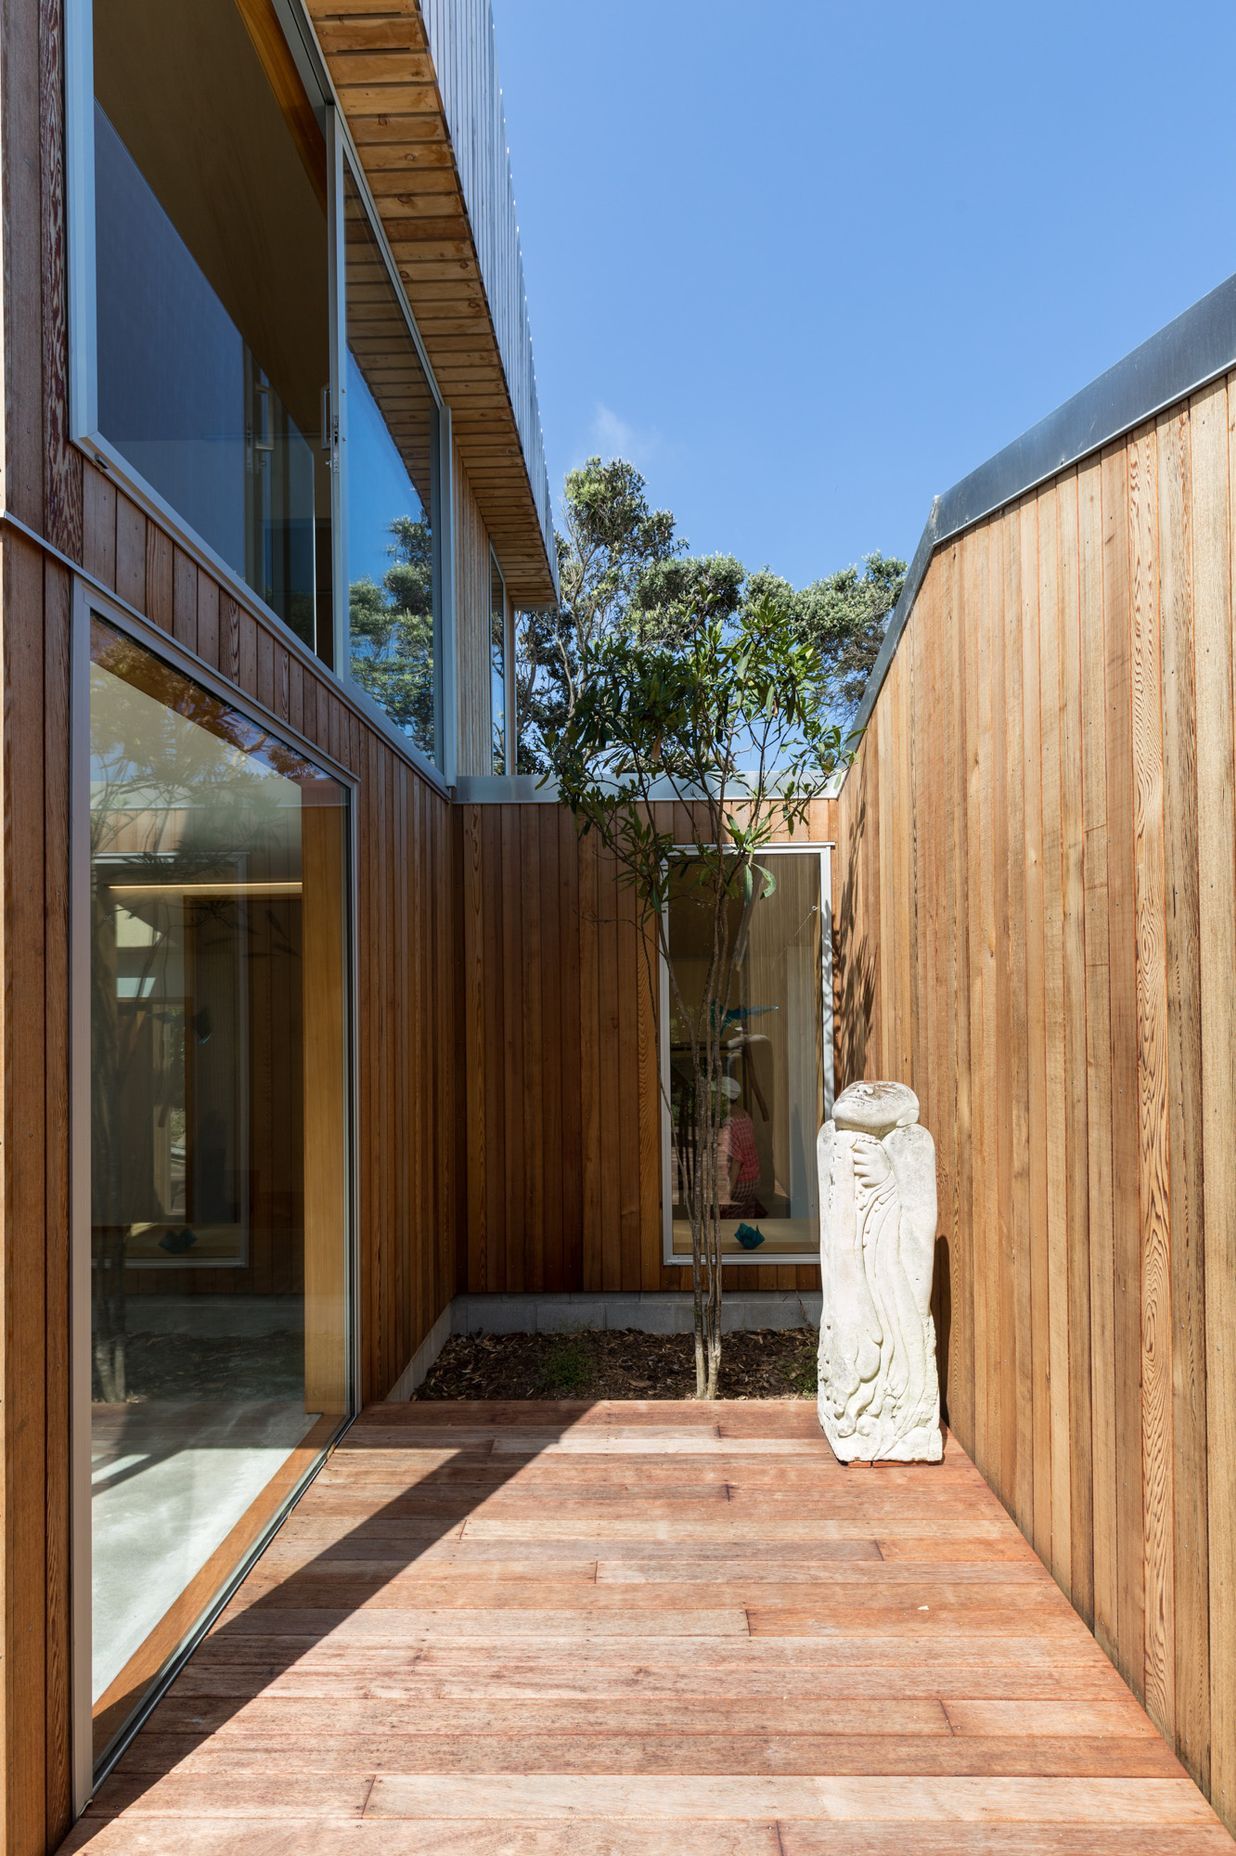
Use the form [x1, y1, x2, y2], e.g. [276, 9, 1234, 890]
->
[64, 0, 458, 793]
[69, 578, 363, 1811]
[659, 841, 835, 1269]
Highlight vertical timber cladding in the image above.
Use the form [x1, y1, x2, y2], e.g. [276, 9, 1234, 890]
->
[2, 0, 76, 1841]
[832, 373, 1236, 1831]
[457, 799, 836, 1296]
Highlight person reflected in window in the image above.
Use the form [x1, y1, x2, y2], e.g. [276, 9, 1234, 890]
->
[717, 1076, 766, 1219]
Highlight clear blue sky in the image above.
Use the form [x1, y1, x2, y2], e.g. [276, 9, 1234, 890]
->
[492, 0, 1236, 588]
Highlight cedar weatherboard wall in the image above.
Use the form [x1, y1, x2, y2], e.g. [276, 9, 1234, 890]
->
[833, 374, 1236, 1831]
[456, 799, 835, 1296]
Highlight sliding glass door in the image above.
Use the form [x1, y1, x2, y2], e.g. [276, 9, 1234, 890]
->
[84, 613, 352, 1771]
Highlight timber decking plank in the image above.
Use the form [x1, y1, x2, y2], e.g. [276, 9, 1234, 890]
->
[115, 1732, 1184, 1780]
[60, 1403, 1230, 1854]
[167, 1662, 1138, 1704]
[55, 1824, 1236, 1856]
[226, 1577, 1073, 1625]
[780, 1832, 1236, 1856]
[143, 1695, 953, 1737]
[58, 1826, 1236, 1856]
[364, 1774, 1216, 1823]
[943, 1699, 1161, 1737]
[140, 1693, 1163, 1741]
[594, 1560, 1039, 1585]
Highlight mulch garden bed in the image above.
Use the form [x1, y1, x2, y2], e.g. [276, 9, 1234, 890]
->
[413, 1327, 818, 1402]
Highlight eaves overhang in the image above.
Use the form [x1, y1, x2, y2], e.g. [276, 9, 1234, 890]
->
[303, 0, 558, 607]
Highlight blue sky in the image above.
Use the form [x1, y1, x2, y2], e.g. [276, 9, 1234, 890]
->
[492, 0, 1236, 588]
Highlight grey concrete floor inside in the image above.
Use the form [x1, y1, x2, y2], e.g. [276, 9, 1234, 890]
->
[91, 1395, 318, 1698]
[89, 1296, 320, 1702]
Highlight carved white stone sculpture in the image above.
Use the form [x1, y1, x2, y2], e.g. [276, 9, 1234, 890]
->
[817, 1081, 943, 1463]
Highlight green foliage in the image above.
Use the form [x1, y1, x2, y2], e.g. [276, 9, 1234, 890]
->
[746, 551, 906, 715]
[558, 455, 680, 626]
[513, 605, 573, 775]
[349, 515, 435, 755]
[629, 552, 745, 635]
[515, 457, 680, 774]
[550, 588, 845, 916]
[515, 458, 904, 774]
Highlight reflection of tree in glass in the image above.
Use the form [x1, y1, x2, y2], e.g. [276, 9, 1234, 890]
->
[349, 515, 434, 755]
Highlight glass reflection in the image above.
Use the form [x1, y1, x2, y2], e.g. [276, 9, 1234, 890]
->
[89, 620, 349, 1766]
[667, 851, 824, 1258]
[344, 163, 440, 759]
[92, 0, 333, 653]
[491, 555, 507, 773]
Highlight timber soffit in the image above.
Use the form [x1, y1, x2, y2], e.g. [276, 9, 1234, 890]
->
[302, 0, 558, 607]
[848, 267, 1236, 747]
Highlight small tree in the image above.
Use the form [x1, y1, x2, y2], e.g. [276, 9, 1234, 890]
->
[550, 588, 845, 1397]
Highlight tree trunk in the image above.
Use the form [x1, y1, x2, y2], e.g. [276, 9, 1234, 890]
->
[689, 1021, 726, 1400]
[690, 1072, 710, 1398]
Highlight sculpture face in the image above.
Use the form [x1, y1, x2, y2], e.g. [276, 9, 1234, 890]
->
[832, 1079, 920, 1136]
[816, 1083, 943, 1464]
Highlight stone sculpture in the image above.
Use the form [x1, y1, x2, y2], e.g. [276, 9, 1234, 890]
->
[817, 1081, 943, 1463]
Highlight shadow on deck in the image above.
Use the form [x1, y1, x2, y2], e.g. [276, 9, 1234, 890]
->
[61, 1399, 1233, 1854]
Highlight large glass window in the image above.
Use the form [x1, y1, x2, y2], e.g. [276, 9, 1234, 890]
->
[490, 552, 507, 773]
[664, 848, 828, 1261]
[343, 162, 440, 760]
[88, 618, 350, 1768]
[89, 0, 333, 654]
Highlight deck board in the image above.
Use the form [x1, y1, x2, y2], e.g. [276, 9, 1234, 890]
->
[61, 1400, 1233, 1854]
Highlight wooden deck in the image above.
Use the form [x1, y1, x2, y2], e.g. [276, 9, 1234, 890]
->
[63, 1400, 1233, 1854]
